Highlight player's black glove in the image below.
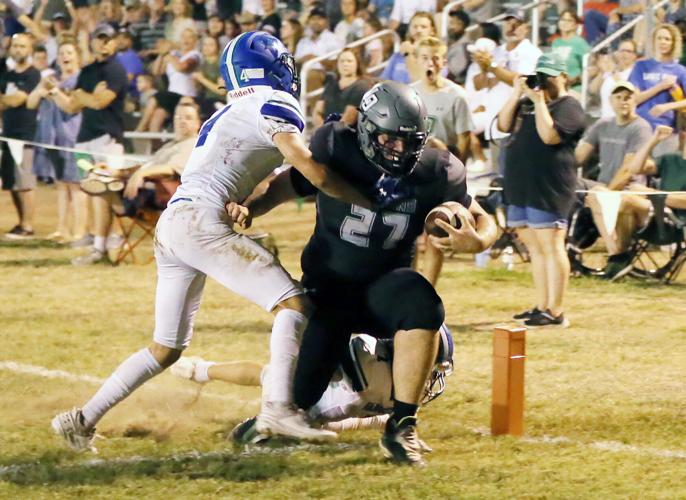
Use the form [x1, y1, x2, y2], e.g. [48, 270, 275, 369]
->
[324, 112, 342, 123]
[373, 174, 412, 210]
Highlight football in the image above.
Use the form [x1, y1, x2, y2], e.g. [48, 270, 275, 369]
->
[424, 202, 475, 237]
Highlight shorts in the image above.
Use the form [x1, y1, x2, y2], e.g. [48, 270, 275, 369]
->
[1, 143, 36, 191]
[155, 91, 184, 115]
[75, 134, 125, 169]
[507, 205, 568, 229]
[152, 201, 302, 350]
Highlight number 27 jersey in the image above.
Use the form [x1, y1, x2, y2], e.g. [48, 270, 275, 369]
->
[291, 122, 472, 283]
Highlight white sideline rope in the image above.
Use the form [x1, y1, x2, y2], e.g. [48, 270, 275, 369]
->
[0, 135, 150, 167]
[2, 134, 685, 196]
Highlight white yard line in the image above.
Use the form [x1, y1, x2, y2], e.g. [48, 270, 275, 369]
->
[1, 360, 685, 478]
[0, 360, 240, 403]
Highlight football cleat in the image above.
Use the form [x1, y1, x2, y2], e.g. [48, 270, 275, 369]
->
[51, 408, 97, 453]
[170, 356, 207, 383]
[379, 416, 427, 467]
[256, 402, 337, 442]
[230, 416, 270, 445]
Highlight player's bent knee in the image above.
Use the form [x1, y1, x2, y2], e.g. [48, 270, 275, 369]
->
[273, 294, 313, 317]
[372, 269, 445, 332]
[148, 342, 182, 368]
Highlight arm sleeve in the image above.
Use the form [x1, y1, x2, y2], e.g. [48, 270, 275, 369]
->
[452, 92, 475, 134]
[259, 90, 306, 139]
[581, 120, 600, 148]
[551, 98, 587, 143]
[626, 121, 653, 154]
[288, 122, 337, 197]
[443, 153, 472, 207]
[104, 64, 128, 95]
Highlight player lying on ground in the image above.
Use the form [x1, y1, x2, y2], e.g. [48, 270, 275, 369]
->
[171, 327, 453, 442]
[228, 81, 497, 466]
[51, 31, 400, 453]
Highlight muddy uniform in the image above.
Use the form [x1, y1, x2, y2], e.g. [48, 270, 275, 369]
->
[290, 121, 470, 410]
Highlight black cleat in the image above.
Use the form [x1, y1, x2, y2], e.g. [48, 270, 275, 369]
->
[379, 416, 427, 467]
[230, 416, 270, 445]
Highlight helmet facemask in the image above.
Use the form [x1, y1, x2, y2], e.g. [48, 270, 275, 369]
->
[358, 115, 427, 177]
[269, 52, 300, 97]
[421, 360, 454, 405]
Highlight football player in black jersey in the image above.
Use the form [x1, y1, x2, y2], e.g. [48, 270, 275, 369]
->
[228, 81, 497, 466]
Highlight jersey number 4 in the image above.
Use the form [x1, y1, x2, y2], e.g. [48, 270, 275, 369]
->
[340, 205, 409, 249]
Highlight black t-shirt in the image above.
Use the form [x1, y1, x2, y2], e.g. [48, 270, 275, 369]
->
[503, 95, 586, 216]
[0, 66, 40, 140]
[291, 122, 471, 283]
[75, 56, 128, 143]
[259, 13, 282, 38]
[321, 75, 374, 119]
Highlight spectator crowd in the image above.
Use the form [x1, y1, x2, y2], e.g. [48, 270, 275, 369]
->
[1, 0, 686, 314]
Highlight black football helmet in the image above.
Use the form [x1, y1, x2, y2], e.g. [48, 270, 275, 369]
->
[422, 324, 454, 405]
[357, 81, 429, 177]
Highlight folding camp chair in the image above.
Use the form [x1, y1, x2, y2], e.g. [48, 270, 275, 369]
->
[112, 177, 180, 265]
[625, 194, 686, 284]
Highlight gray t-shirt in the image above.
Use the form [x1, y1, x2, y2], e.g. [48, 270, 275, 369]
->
[582, 116, 652, 185]
[411, 79, 474, 148]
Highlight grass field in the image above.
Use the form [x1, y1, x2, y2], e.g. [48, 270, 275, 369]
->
[1, 184, 685, 499]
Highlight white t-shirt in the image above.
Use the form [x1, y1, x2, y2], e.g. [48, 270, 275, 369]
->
[294, 30, 343, 71]
[173, 86, 305, 209]
[493, 39, 542, 76]
[390, 0, 438, 24]
[600, 66, 634, 119]
[166, 49, 202, 97]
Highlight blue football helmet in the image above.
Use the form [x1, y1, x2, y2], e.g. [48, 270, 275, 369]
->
[422, 324, 454, 405]
[219, 31, 300, 97]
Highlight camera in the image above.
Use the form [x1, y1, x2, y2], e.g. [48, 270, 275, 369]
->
[525, 73, 548, 90]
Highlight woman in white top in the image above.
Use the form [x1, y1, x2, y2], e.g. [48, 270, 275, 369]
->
[590, 40, 638, 119]
[136, 28, 201, 134]
[165, 0, 196, 46]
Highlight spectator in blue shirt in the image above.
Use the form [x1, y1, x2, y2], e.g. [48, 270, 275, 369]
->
[381, 11, 437, 84]
[115, 28, 144, 97]
[629, 23, 686, 155]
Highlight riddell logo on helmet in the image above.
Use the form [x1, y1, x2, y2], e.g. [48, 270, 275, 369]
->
[227, 87, 256, 99]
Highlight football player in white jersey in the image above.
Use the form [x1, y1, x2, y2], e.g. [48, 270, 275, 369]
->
[51, 31, 379, 452]
[169, 325, 454, 444]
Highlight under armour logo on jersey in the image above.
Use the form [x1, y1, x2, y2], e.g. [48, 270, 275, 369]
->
[240, 68, 265, 81]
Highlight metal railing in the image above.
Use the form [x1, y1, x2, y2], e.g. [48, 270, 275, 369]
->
[299, 29, 400, 129]
[580, 0, 670, 110]
[464, 0, 545, 48]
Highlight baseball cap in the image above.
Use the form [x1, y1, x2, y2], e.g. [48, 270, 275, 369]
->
[52, 12, 68, 21]
[535, 52, 567, 76]
[611, 80, 637, 94]
[92, 23, 117, 40]
[467, 37, 497, 54]
[504, 8, 526, 22]
[309, 6, 328, 19]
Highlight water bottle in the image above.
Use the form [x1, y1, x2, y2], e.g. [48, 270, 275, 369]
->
[474, 247, 491, 268]
[501, 246, 514, 271]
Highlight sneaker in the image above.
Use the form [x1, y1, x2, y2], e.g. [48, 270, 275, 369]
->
[51, 408, 97, 452]
[70, 234, 94, 248]
[524, 310, 570, 328]
[170, 356, 207, 383]
[513, 307, 541, 321]
[5, 225, 35, 240]
[71, 248, 110, 266]
[230, 416, 270, 445]
[256, 402, 337, 442]
[379, 416, 427, 467]
[106, 233, 125, 251]
[603, 253, 634, 282]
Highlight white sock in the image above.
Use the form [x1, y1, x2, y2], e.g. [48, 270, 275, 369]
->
[81, 348, 163, 428]
[193, 361, 215, 383]
[263, 310, 307, 405]
[93, 235, 106, 253]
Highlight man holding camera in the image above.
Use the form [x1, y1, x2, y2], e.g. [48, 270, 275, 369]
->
[497, 53, 586, 328]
